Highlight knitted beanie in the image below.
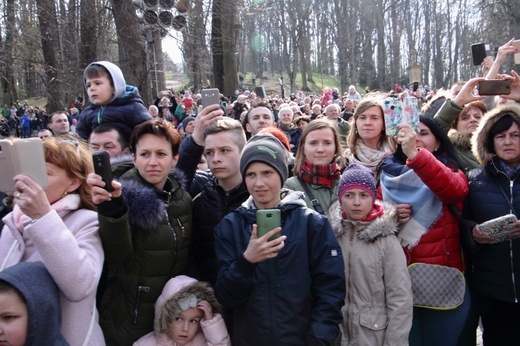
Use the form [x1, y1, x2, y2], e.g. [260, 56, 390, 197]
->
[181, 115, 195, 129]
[240, 134, 288, 184]
[338, 164, 377, 203]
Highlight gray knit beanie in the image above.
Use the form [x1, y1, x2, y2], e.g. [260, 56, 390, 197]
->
[240, 134, 288, 184]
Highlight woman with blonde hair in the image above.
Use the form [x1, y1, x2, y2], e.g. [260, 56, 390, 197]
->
[0, 137, 105, 345]
[284, 119, 345, 215]
[344, 98, 396, 173]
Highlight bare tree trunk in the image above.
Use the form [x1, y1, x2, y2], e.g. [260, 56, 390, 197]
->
[211, 0, 224, 91]
[375, 0, 386, 90]
[2, 0, 18, 106]
[110, 0, 151, 104]
[221, 0, 239, 96]
[36, 0, 62, 112]
[79, 0, 97, 72]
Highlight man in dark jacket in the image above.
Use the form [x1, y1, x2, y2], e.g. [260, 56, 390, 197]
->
[191, 118, 249, 285]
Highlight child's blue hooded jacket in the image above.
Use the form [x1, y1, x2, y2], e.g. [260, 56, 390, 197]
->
[76, 61, 152, 141]
[0, 261, 69, 345]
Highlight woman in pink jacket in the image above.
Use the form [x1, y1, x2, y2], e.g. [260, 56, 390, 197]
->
[134, 275, 229, 346]
[0, 137, 105, 346]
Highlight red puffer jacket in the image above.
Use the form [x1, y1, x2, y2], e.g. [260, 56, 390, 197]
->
[404, 148, 468, 272]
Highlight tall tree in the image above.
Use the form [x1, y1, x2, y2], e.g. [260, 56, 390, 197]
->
[110, 0, 151, 104]
[36, 0, 62, 112]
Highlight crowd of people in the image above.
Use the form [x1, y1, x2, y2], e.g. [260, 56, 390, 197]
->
[0, 39, 519, 346]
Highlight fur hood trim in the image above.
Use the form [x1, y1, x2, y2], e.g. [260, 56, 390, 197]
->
[328, 200, 399, 242]
[154, 276, 222, 335]
[472, 102, 520, 166]
[448, 129, 472, 150]
[120, 168, 187, 231]
[110, 153, 132, 166]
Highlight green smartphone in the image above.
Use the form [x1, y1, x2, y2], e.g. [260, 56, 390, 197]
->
[256, 209, 281, 241]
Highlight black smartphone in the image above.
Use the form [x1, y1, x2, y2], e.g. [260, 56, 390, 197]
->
[471, 43, 493, 66]
[413, 82, 419, 92]
[257, 209, 281, 241]
[478, 80, 511, 96]
[254, 86, 267, 98]
[92, 151, 114, 192]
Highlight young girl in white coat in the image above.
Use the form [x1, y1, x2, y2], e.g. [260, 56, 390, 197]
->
[329, 164, 413, 345]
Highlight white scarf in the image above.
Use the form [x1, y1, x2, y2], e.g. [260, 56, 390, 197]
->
[345, 140, 393, 173]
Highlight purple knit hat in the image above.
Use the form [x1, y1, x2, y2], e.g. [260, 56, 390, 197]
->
[338, 164, 377, 204]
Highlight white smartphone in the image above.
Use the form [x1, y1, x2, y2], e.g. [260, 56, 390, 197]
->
[0, 138, 48, 192]
[201, 88, 220, 108]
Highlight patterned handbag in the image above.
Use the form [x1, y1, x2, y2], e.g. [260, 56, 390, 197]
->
[408, 263, 465, 310]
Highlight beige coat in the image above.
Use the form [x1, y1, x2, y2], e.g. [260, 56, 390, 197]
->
[329, 200, 413, 346]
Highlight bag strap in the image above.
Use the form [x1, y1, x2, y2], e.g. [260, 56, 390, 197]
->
[298, 178, 325, 215]
[448, 204, 461, 217]
[492, 175, 518, 218]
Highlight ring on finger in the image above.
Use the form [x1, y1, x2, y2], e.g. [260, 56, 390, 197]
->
[15, 192, 20, 198]
[21, 185, 27, 191]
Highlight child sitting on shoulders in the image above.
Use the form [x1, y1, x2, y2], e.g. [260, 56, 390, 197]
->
[134, 275, 229, 346]
[76, 60, 151, 141]
[329, 163, 413, 345]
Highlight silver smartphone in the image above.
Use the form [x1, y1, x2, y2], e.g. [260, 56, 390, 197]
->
[201, 88, 220, 108]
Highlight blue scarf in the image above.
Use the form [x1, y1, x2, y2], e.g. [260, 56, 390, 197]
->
[380, 156, 442, 248]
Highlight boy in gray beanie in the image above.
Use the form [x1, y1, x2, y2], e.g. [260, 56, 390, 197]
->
[240, 134, 289, 185]
[214, 133, 346, 345]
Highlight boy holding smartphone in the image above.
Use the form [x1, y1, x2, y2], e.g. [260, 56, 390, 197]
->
[214, 134, 345, 345]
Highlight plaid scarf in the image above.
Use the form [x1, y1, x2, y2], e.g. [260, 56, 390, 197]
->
[298, 159, 341, 188]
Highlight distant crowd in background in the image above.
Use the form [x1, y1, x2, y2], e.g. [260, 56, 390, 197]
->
[1, 39, 520, 346]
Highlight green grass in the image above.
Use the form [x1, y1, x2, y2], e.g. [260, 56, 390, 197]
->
[241, 71, 342, 95]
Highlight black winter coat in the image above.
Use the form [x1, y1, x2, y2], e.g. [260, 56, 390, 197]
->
[465, 158, 520, 303]
[215, 190, 345, 345]
[97, 168, 193, 345]
[192, 180, 249, 285]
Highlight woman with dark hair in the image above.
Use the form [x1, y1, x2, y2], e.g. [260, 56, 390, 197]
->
[379, 116, 469, 345]
[87, 118, 193, 345]
[464, 103, 520, 345]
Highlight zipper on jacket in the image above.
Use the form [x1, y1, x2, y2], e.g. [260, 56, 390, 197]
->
[176, 218, 186, 238]
[164, 210, 178, 277]
[509, 179, 518, 303]
[133, 285, 150, 324]
[346, 227, 355, 339]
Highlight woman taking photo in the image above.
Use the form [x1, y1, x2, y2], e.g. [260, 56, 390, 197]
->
[0, 137, 105, 345]
[379, 116, 469, 345]
[284, 119, 344, 215]
[344, 98, 396, 173]
[88, 118, 193, 345]
[465, 102, 520, 345]
[434, 77, 487, 173]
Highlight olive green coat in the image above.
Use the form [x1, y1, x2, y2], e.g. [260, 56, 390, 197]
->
[98, 168, 192, 346]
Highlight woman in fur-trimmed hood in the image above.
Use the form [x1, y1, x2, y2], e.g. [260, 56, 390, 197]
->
[134, 275, 229, 346]
[464, 102, 520, 345]
[329, 164, 412, 346]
